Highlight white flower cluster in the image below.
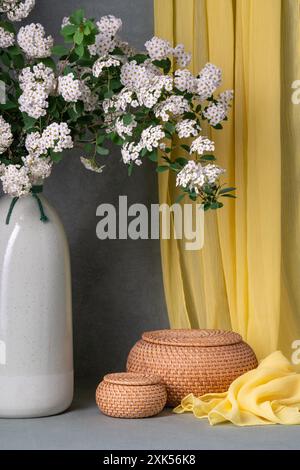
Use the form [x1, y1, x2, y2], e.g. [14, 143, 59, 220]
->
[175, 119, 200, 139]
[18, 63, 56, 119]
[88, 15, 122, 56]
[137, 75, 173, 108]
[22, 154, 52, 181]
[144, 37, 191, 67]
[174, 69, 195, 93]
[121, 141, 142, 166]
[0, 115, 13, 154]
[58, 73, 82, 103]
[173, 44, 191, 67]
[139, 125, 165, 152]
[195, 63, 222, 101]
[0, 164, 31, 197]
[154, 95, 190, 121]
[0, 26, 14, 48]
[103, 89, 135, 113]
[0, 122, 74, 197]
[92, 56, 120, 78]
[120, 60, 158, 91]
[176, 160, 225, 194]
[190, 136, 215, 155]
[145, 37, 172, 60]
[203, 103, 227, 126]
[114, 117, 137, 139]
[17, 23, 53, 58]
[39, 122, 73, 153]
[0, 0, 35, 21]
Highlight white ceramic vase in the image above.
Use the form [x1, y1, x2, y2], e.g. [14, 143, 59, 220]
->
[0, 191, 73, 418]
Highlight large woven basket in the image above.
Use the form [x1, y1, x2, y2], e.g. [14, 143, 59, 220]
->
[127, 329, 258, 406]
[96, 372, 167, 418]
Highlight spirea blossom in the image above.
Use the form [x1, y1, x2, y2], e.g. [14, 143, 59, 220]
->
[140, 125, 165, 152]
[0, 0, 35, 21]
[0, 115, 13, 154]
[22, 154, 52, 181]
[121, 141, 142, 166]
[136, 75, 173, 108]
[114, 117, 137, 139]
[0, 26, 14, 47]
[40, 122, 73, 153]
[176, 160, 225, 194]
[18, 63, 56, 118]
[92, 56, 120, 78]
[173, 44, 191, 67]
[0, 164, 31, 197]
[190, 136, 215, 155]
[25, 131, 43, 157]
[120, 61, 158, 91]
[88, 15, 122, 56]
[58, 73, 82, 103]
[17, 23, 53, 58]
[145, 36, 172, 60]
[154, 95, 190, 121]
[203, 102, 227, 126]
[174, 69, 196, 93]
[195, 63, 222, 101]
[175, 119, 200, 139]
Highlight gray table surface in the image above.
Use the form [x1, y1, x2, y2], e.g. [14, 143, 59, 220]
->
[0, 385, 300, 450]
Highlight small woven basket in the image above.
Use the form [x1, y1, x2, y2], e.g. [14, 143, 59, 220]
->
[96, 372, 167, 418]
[127, 329, 258, 407]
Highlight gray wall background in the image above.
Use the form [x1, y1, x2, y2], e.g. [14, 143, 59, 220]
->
[29, 0, 169, 383]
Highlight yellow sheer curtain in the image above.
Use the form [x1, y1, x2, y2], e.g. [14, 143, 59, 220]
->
[154, 0, 300, 362]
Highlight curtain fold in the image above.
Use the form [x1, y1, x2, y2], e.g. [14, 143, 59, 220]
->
[154, 0, 300, 363]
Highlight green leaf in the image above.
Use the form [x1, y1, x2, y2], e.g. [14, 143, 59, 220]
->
[0, 21, 15, 34]
[22, 114, 37, 131]
[96, 134, 105, 145]
[152, 58, 171, 73]
[156, 165, 170, 173]
[162, 156, 172, 163]
[1, 53, 11, 67]
[184, 112, 196, 120]
[175, 157, 188, 167]
[75, 43, 84, 57]
[128, 162, 134, 176]
[70, 8, 84, 25]
[96, 146, 109, 156]
[104, 90, 114, 99]
[50, 151, 63, 163]
[51, 45, 69, 56]
[164, 147, 172, 153]
[12, 54, 24, 69]
[123, 113, 133, 125]
[210, 201, 224, 209]
[203, 202, 211, 211]
[200, 154, 216, 161]
[129, 53, 148, 64]
[221, 194, 236, 198]
[212, 123, 223, 130]
[84, 143, 93, 153]
[39, 57, 56, 70]
[219, 187, 236, 194]
[189, 193, 197, 201]
[164, 122, 175, 134]
[148, 150, 158, 162]
[74, 29, 84, 45]
[181, 144, 190, 153]
[195, 104, 202, 113]
[61, 24, 77, 36]
[175, 193, 185, 203]
[6, 45, 21, 56]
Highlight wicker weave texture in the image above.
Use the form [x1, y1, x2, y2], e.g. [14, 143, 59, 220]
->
[127, 329, 258, 407]
[96, 373, 167, 418]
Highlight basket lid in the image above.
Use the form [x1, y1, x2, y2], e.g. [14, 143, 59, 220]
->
[142, 329, 242, 347]
[103, 372, 162, 386]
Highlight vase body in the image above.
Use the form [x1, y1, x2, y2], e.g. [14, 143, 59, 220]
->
[0, 194, 73, 418]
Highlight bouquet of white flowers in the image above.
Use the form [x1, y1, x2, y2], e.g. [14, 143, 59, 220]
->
[0, 0, 235, 216]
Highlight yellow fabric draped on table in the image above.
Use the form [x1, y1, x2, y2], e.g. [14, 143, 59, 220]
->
[174, 351, 300, 426]
[154, 0, 300, 365]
